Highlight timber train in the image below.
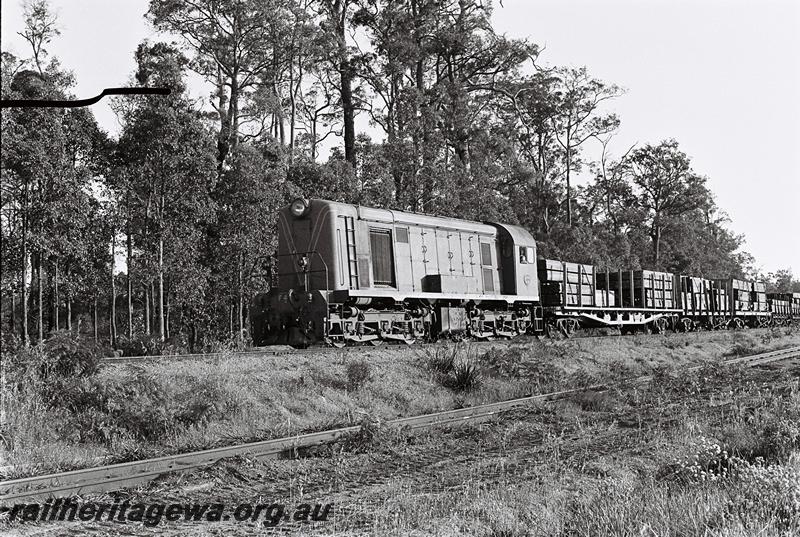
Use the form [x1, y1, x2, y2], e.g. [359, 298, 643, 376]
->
[250, 198, 799, 346]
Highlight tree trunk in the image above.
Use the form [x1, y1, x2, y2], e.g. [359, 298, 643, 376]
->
[144, 285, 150, 336]
[341, 63, 356, 167]
[10, 289, 16, 333]
[566, 144, 573, 226]
[189, 323, 197, 353]
[150, 282, 155, 334]
[127, 194, 133, 340]
[310, 115, 318, 161]
[653, 225, 662, 267]
[227, 70, 240, 159]
[110, 233, 117, 347]
[289, 53, 299, 158]
[37, 254, 43, 343]
[52, 260, 59, 331]
[216, 66, 231, 167]
[158, 234, 165, 342]
[237, 253, 244, 342]
[332, 6, 356, 168]
[67, 300, 72, 331]
[93, 297, 98, 342]
[21, 184, 29, 347]
[165, 294, 170, 340]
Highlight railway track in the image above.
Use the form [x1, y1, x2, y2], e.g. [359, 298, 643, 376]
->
[103, 327, 792, 364]
[2, 345, 798, 504]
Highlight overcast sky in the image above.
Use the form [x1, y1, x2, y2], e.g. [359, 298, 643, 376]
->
[2, 0, 798, 275]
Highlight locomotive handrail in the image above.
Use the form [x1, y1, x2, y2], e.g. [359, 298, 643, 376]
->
[274, 250, 330, 291]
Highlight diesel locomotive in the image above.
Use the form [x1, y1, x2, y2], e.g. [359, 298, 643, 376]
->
[250, 198, 799, 346]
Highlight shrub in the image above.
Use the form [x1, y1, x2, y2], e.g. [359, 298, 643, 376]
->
[422, 344, 481, 392]
[724, 459, 800, 531]
[346, 359, 372, 391]
[725, 333, 758, 357]
[671, 436, 734, 484]
[59, 372, 173, 444]
[572, 390, 616, 412]
[40, 331, 104, 379]
[342, 415, 404, 454]
[729, 415, 800, 464]
[480, 346, 525, 376]
[423, 344, 459, 374]
[446, 361, 481, 392]
[47, 369, 239, 446]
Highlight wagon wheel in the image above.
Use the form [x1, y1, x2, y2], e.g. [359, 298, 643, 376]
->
[731, 318, 745, 330]
[654, 318, 669, 334]
[558, 319, 576, 338]
[680, 318, 693, 332]
[545, 321, 558, 339]
[568, 319, 579, 337]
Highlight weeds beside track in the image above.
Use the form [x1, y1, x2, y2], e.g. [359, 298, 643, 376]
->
[103, 327, 790, 365]
[3, 345, 798, 504]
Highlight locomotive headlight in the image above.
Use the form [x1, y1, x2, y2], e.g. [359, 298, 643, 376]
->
[290, 198, 310, 218]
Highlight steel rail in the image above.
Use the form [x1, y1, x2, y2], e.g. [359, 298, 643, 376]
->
[103, 328, 790, 365]
[3, 345, 798, 503]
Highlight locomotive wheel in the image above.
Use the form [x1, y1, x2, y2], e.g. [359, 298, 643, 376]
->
[568, 319, 579, 336]
[545, 321, 558, 339]
[557, 319, 576, 338]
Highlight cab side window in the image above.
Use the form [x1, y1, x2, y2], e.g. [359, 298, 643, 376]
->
[519, 246, 534, 264]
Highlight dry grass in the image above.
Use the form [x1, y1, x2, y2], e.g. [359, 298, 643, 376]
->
[2, 326, 798, 479]
[343, 367, 800, 536]
[2, 348, 798, 536]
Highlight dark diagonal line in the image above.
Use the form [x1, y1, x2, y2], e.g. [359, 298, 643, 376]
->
[1, 87, 171, 108]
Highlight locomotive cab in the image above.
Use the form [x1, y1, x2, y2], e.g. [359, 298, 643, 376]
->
[494, 223, 539, 299]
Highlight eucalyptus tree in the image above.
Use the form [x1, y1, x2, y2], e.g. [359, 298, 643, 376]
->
[147, 0, 308, 166]
[624, 139, 709, 267]
[550, 67, 622, 226]
[354, 0, 536, 211]
[116, 42, 218, 341]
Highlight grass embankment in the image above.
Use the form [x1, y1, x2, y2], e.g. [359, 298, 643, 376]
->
[2, 327, 799, 478]
[348, 356, 800, 536]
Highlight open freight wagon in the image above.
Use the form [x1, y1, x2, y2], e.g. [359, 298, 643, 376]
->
[537, 259, 681, 336]
[766, 292, 800, 325]
[675, 276, 730, 330]
[711, 278, 771, 328]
